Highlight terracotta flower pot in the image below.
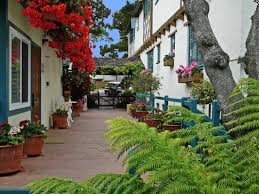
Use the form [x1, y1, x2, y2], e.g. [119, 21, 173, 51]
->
[72, 106, 81, 117]
[53, 114, 68, 129]
[136, 111, 149, 122]
[0, 144, 23, 174]
[23, 135, 44, 156]
[163, 123, 181, 132]
[131, 109, 137, 118]
[145, 117, 163, 128]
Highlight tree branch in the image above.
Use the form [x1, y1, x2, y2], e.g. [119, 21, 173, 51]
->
[243, 3, 259, 80]
[183, 0, 237, 116]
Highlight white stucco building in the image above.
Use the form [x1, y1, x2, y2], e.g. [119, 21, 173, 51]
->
[0, 0, 63, 128]
[128, 0, 257, 101]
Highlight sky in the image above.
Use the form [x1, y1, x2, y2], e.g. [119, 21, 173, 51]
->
[92, 0, 134, 58]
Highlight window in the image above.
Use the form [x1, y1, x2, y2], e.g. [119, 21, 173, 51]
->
[188, 26, 201, 65]
[156, 44, 161, 64]
[129, 28, 135, 43]
[147, 49, 154, 71]
[144, 0, 151, 18]
[9, 27, 31, 110]
[170, 34, 176, 54]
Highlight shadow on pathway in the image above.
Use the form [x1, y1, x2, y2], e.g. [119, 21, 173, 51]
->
[0, 109, 127, 187]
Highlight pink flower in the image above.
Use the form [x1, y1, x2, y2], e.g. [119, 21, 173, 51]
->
[191, 61, 198, 67]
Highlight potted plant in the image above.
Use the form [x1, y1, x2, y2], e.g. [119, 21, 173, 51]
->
[63, 90, 71, 102]
[163, 112, 181, 132]
[0, 122, 24, 174]
[191, 80, 216, 113]
[129, 101, 139, 118]
[176, 61, 203, 83]
[72, 100, 84, 117]
[145, 109, 164, 128]
[135, 103, 149, 122]
[19, 120, 48, 157]
[164, 51, 175, 67]
[52, 104, 68, 129]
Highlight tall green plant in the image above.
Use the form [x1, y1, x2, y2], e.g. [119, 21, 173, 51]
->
[26, 79, 259, 194]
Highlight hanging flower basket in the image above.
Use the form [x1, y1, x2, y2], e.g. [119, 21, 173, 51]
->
[164, 59, 174, 67]
[178, 72, 203, 83]
[0, 144, 23, 174]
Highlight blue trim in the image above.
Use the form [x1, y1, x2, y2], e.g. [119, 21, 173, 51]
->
[8, 107, 32, 117]
[0, 0, 8, 123]
[0, 189, 30, 194]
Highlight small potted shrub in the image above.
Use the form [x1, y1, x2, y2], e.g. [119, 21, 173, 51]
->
[52, 104, 68, 129]
[72, 100, 84, 117]
[0, 122, 24, 174]
[163, 112, 181, 132]
[20, 120, 48, 157]
[164, 52, 175, 67]
[145, 109, 164, 128]
[135, 103, 149, 122]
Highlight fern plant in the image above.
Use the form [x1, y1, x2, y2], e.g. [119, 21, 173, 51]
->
[26, 78, 259, 194]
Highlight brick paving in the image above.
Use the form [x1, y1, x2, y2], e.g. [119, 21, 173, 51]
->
[0, 109, 127, 187]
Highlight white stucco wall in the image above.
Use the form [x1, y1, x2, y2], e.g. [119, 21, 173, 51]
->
[8, 0, 62, 128]
[132, 0, 257, 104]
[152, 0, 182, 33]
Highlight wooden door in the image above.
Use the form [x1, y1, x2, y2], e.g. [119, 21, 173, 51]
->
[31, 45, 41, 122]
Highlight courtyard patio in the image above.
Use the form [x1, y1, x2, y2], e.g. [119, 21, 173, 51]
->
[0, 109, 126, 187]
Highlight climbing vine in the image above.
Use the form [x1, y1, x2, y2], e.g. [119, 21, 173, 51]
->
[20, 0, 96, 72]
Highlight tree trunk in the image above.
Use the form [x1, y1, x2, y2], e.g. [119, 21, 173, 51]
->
[182, 0, 237, 116]
[242, 3, 259, 80]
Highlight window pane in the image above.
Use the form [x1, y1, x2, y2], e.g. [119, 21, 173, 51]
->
[157, 45, 160, 63]
[22, 42, 29, 103]
[144, 0, 151, 17]
[171, 35, 175, 53]
[147, 50, 153, 71]
[11, 36, 21, 104]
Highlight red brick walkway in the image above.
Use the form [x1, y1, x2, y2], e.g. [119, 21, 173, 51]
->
[0, 109, 127, 187]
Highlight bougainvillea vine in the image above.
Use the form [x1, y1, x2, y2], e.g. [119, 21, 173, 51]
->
[20, 0, 96, 72]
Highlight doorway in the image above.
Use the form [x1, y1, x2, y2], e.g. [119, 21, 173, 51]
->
[31, 44, 41, 122]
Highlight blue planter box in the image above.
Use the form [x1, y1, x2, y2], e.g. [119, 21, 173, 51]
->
[0, 189, 30, 194]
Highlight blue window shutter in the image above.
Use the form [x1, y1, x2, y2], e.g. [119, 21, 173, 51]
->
[147, 50, 154, 71]
[157, 44, 161, 63]
[188, 26, 201, 66]
[0, 0, 9, 123]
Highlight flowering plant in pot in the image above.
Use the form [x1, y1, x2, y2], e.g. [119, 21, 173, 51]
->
[52, 104, 68, 129]
[63, 90, 71, 102]
[176, 61, 203, 83]
[0, 122, 24, 174]
[163, 112, 181, 132]
[19, 120, 48, 157]
[135, 103, 149, 122]
[129, 101, 139, 117]
[72, 99, 84, 117]
[145, 109, 164, 128]
[163, 51, 175, 67]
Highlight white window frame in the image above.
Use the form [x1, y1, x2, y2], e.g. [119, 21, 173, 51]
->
[9, 27, 31, 111]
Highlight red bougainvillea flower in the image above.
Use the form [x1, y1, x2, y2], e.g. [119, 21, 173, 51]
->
[21, 0, 96, 73]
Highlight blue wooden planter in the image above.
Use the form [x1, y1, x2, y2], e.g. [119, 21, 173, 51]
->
[0, 189, 30, 194]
